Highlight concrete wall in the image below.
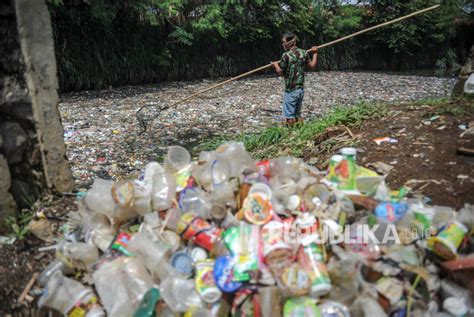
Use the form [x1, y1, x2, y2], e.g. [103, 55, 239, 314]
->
[0, 0, 74, 221]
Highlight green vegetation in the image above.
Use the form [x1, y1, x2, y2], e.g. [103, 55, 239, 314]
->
[48, 0, 473, 91]
[199, 97, 469, 159]
[4, 212, 32, 240]
[200, 101, 387, 159]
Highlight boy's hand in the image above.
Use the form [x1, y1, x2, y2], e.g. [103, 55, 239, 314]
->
[270, 61, 280, 68]
[309, 46, 318, 54]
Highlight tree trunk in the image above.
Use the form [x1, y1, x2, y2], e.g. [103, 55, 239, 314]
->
[0, 0, 74, 224]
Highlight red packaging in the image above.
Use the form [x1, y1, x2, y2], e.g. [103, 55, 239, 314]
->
[256, 160, 271, 178]
[177, 213, 222, 251]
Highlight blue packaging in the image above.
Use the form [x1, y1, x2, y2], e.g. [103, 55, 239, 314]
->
[171, 252, 194, 277]
[375, 202, 408, 223]
[213, 255, 242, 293]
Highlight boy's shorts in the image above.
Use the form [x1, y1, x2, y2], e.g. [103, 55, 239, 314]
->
[283, 88, 304, 119]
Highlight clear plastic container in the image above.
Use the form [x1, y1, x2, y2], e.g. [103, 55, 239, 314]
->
[215, 142, 253, 178]
[179, 187, 211, 219]
[248, 183, 272, 200]
[164, 145, 191, 173]
[84, 178, 115, 217]
[84, 212, 115, 252]
[57, 241, 99, 272]
[144, 162, 176, 211]
[38, 271, 91, 313]
[132, 180, 152, 215]
[160, 276, 203, 312]
[93, 257, 156, 316]
[209, 183, 236, 209]
[38, 258, 75, 287]
[127, 231, 175, 281]
[210, 159, 231, 188]
[269, 157, 302, 181]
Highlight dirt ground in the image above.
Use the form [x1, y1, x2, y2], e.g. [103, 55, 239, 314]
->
[355, 100, 474, 210]
[1, 100, 473, 315]
[0, 196, 77, 316]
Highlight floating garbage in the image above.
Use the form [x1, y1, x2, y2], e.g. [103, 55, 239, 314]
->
[59, 72, 456, 188]
[34, 142, 473, 316]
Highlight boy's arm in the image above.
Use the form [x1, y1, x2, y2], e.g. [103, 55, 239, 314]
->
[271, 53, 287, 76]
[271, 61, 283, 76]
[307, 46, 318, 69]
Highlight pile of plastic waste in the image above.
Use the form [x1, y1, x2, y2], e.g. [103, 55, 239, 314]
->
[35, 142, 473, 316]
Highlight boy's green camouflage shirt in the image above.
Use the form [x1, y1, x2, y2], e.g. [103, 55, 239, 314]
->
[279, 47, 310, 92]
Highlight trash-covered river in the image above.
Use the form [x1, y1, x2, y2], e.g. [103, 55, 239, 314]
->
[59, 71, 456, 188]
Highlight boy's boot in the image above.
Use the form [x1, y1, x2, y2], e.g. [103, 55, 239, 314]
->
[295, 117, 304, 123]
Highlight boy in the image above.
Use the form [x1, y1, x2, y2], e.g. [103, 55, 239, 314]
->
[271, 32, 318, 124]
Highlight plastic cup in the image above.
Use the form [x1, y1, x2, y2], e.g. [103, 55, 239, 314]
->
[271, 189, 291, 215]
[164, 146, 191, 173]
[93, 257, 155, 316]
[38, 258, 75, 287]
[210, 183, 236, 208]
[428, 221, 468, 260]
[248, 183, 272, 200]
[84, 178, 115, 216]
[303, 184, 332, 211]
[85, 213, 115, 252]
[151, 169, 176, 212]
[179, 187, 210, 219]
[58, 241, 99, 272]
[211, 204, 227, 222]
[127, 232, 173, 281]
[164, 208, 182, 232]
[38, 271, 90, 313]
[160, 276, 203, 312]
[269, 157, 302, 181]
[259, 286, 282, 317]
[216, 142, 253, 177]
[210, 159, 231, 187]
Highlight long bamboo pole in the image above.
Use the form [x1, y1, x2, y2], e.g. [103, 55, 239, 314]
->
[138, 4, 440, 129]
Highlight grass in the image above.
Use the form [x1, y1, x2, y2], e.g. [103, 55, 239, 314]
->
[198, 97, 470, 160]
[199, 101, 388, 159]
[4, 212, 33, 240]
